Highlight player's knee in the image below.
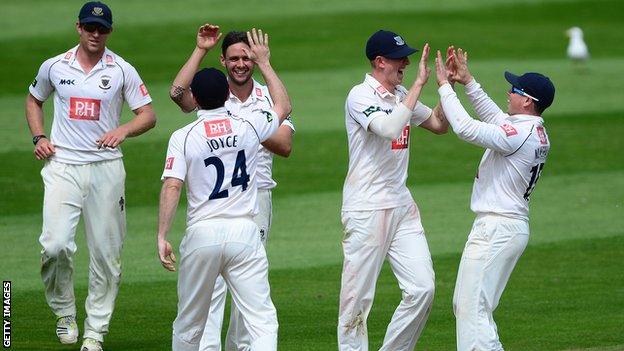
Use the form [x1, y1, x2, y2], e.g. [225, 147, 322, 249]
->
[41, 242, 72, 259]
[403, 281, 435, 307]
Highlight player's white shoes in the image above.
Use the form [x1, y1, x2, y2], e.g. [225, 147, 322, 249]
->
[81, 337, 103, 351]
[56, 315, 78, 344]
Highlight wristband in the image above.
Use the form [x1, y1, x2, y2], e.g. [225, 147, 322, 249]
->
[32, 135, 47, 145]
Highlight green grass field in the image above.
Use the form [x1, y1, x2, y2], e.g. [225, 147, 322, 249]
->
[1, 0, 623, 350]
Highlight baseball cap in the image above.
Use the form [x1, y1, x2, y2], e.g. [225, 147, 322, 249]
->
[78, 1, 113, 28]
[366, 30, 418, 61]
[190, 68, 229, 110]
[504, 71, 555, 110]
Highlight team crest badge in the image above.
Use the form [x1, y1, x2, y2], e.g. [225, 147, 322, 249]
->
[92, 7, 104, 16]
[99, 75, 111, 90]
[394, 36, 405, 46]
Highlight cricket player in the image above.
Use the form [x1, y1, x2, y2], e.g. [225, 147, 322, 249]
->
[434, 48, 555, 350]
[25, 2, 156, 350]
[339, 30, 448, 351]
[169, 24, 295, 351]
[158, 28, 291, 351]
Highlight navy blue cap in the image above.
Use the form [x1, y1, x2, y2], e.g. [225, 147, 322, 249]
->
[504, 71, 555, 110]
[366, 30, 417, 61]
[79, 2, 113, 28]
[191, 68, 229, 110]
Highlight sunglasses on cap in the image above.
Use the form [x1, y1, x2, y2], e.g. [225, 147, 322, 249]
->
[81, 23, 112, 35]
[509, 86, 539, 102]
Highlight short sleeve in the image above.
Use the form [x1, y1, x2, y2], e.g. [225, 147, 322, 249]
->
[161, 132, 186, 181]
[247, 109, 279, 142]
[410, 101, 433, 126]
[346, 88, 387, 131]
[122, 63, 153, 110]
[28, 59, 56, 102]
[281, 116, 295, 133]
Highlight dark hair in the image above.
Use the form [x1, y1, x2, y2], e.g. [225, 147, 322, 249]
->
[190, 68, 229, 110]
[221, 31, 249, 56]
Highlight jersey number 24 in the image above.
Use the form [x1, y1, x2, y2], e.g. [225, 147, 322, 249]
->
[204, 150, 250, 200]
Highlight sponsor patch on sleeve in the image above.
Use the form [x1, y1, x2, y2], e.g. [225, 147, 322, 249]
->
[500, 123, 518, 137]
[255, 87, 263, 97]
[363, 105, 381, 117]
[536, 126, 548, 144]
[165, 157, 175, 170]
[139, 84, 149, 97]
[204, 119, 232, 137]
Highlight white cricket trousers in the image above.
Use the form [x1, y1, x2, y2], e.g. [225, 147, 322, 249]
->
[172, 217, 278, 351]
[453, 214, 529, 351]
[39, 159, 126, 342]
[200, 189, 273, 351]
[338, 202, 435, 351]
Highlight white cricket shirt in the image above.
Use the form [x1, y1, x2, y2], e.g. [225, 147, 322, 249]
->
[162, 107, 279, 226]
[225, 79, 295, 190]
[29, 45, 152, 164]
[342, 74, 432, 211]
[438, 81, 550, 219]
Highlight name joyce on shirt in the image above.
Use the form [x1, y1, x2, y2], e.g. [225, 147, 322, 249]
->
[204, 119, 239, 153]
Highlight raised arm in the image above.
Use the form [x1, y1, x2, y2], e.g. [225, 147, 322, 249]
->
[447, 47, 505, 124]
[170, 24, 223, 113]
[244, 28, 292, 123]
[369, 43, 432, 139]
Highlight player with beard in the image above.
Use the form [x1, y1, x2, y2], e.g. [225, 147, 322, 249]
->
[169, 24, 295, 351]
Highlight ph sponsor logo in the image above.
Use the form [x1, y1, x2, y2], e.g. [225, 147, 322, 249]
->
[204, 119, 232, 138]
[391, 126, 410, 150]
[3, 281, 11, 348]
[69, 97, 101, 120]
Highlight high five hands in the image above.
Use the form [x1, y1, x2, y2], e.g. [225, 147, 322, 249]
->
[196, 24, 223, 51]
[414, 44, 472, 87]
[244, 28, 271, 66]
[434, 46, 473, 86]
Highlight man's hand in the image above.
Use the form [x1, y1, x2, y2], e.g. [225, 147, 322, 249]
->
[96, 127, 128, 149]
[435, 50, 450, 86]
[34, 138, 55, 160]
[244, 28, 270, 66]
[414, 43, 431, 88]
[449, 47, 472, 85]
[196, 24, 222, 51]
[158, 238, 177, 272]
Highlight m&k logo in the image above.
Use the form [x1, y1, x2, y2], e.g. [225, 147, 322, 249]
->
[204, 119, 232, 137]
[59, 79, 75, 85]
[64, 52, 73, 60]
[501, 124, 518, 137]
[69, 97, 101, 120]
[139, 84, 149, 97]
[165, 157, 175, 170]
[391, 126, 410, 149]
[105, 55, 114, 65]
[255, 87, 263, 97]
[536, 126, 548, 144]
